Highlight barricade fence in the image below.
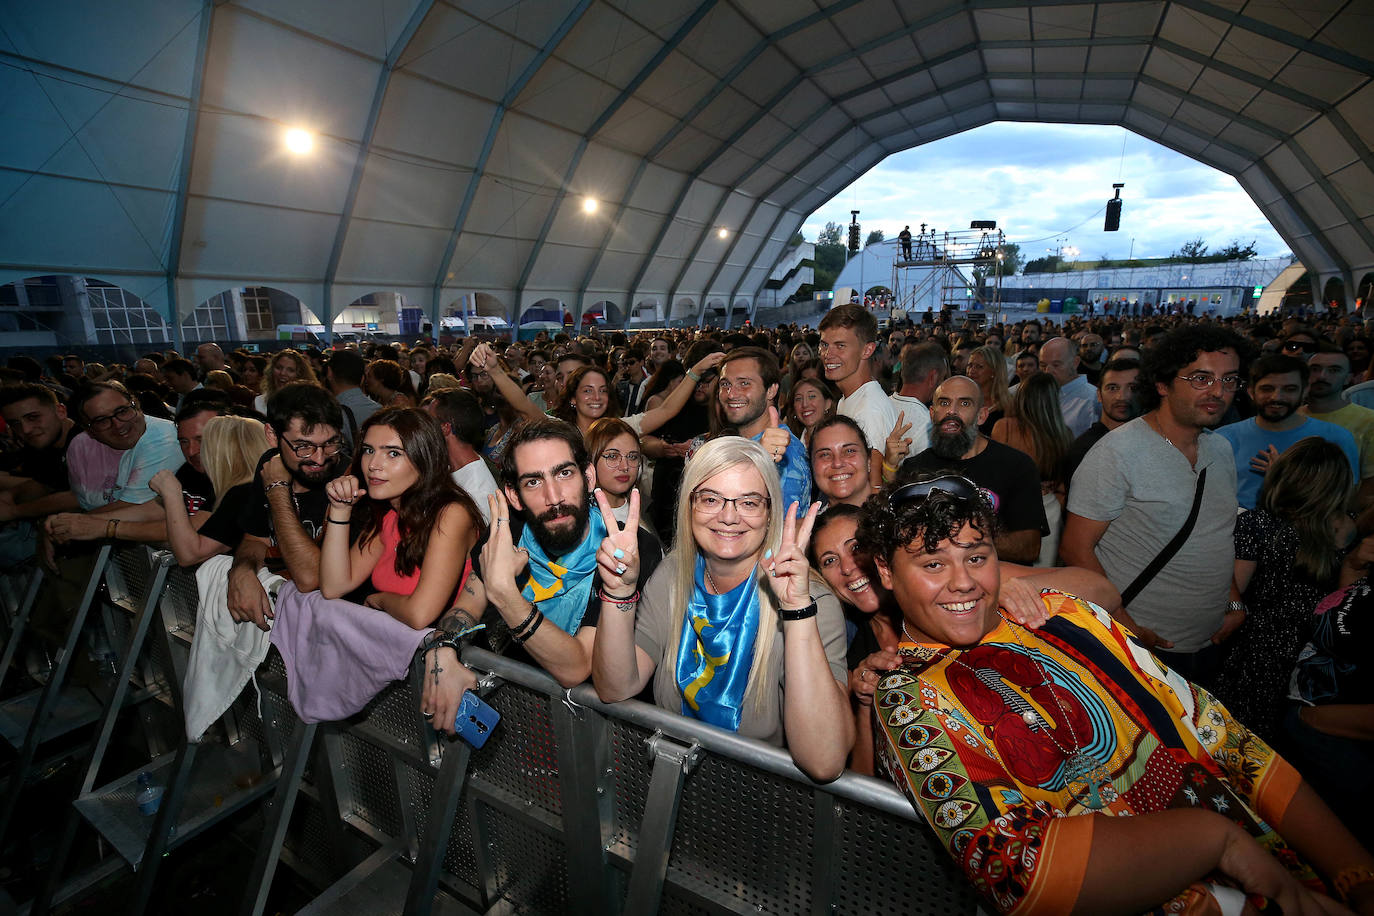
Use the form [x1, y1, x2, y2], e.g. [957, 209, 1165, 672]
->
[272, 647, 978, 916]
[5, 543, 977, 915]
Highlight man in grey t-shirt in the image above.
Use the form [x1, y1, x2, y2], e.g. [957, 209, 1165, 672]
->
[1061, 325, 1246, 689]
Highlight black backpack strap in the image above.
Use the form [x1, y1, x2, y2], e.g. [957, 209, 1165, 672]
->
[1119, 467, 1208, 608]
[341, 403, 358, 445]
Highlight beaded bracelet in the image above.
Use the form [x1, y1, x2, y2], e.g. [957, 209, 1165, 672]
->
[1334, 866, 1374, 902]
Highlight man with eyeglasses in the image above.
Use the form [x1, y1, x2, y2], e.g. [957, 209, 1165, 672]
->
[43, 391, 233, 548]
[1216, 353, 1360, 511]
[1062, 326, 1246, 689]
[199, 382, 348, 629]
[1300, 342, 1374, 510]
[477, 418, 662, 687]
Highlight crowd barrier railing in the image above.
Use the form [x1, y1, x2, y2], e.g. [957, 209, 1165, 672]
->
[30, 549, 292, 915]
[9, 545, 978, 915]
[250, 646, 978, 916]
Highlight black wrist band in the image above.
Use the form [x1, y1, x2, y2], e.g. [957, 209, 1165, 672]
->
[327, 516, 350, 524]
[509, 602, 539, 637]
[779, 601, 818, 621]
[510, 611, 544, 644]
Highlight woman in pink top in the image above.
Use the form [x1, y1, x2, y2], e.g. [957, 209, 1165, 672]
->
[320, 407, 484, 628]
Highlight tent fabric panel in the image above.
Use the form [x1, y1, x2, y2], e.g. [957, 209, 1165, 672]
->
[371, 72, 504, 167]
[335, 218, 451, 285]
[398, 7, 538, 102]
[232, 0, 418, 59]
[199, 7, 380, 140]
[0, 175, 172, 275]
[178, 198, 339, 280]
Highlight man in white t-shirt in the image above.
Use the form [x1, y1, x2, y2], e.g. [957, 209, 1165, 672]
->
[888, 341, 947, 460]
[423, 387, 499, 523]
[819, 304, 898, 483]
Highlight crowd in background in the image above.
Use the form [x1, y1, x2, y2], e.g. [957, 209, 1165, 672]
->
[2, 303, 1373, 913]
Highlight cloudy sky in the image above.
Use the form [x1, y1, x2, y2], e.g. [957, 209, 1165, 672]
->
[801, 122, 1290, 265]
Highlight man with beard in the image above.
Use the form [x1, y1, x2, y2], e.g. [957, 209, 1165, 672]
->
[716, 347, 810, 510]
[1217, 354, 1358, 510]
[896, 376, 1047, 563]
[1062, 358, 1143, 487]
[1301, 343, 1374, 510]
[1076, 332, 1106, 385]
[210, 382, 348, 629]
[482, 418, 662, 686]
[1062, 326, 1245, 688]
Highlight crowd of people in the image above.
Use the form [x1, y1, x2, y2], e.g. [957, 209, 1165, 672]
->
[2, 306, 1373, 913]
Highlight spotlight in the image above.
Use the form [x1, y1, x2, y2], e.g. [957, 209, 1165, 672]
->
[717, 227, 729, 239]
[284, 128, 314, 155]
[582, 197, 599, 214]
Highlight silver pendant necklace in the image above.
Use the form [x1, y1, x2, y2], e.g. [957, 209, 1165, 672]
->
[902, 617, 1112, 809]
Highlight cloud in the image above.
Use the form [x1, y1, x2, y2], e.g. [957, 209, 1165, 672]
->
[802, 122, 1290, 261]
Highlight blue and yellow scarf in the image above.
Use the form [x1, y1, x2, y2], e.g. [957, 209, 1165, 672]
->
[517, 506, 608, 636]
[674, 556, 760, 730]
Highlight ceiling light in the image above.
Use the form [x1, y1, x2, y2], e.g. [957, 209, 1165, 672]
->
[717, 227, 729, 239]
[582, 197, 599, 214]
[284, 128, 314, 155]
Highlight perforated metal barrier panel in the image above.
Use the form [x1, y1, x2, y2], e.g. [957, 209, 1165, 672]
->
[274, 649, 978, 916]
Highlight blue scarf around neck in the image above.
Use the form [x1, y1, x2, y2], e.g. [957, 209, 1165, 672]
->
[517, 505, 608, 635]
[674, 556, 760, 730]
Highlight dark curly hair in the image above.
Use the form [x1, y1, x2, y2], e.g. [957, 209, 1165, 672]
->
[1140, 326, 1248, 411]
[855, 476, 999, 562]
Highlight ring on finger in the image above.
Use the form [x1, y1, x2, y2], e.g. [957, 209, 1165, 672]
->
[615, 563, 627, 575]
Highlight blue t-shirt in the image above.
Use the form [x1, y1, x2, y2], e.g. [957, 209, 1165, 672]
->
[113, 416, 184, 505]
[1215, 417, 1360, 510]
[751, 428, 812, 513]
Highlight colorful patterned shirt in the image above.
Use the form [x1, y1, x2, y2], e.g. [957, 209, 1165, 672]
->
[871, 590, 1317, 915]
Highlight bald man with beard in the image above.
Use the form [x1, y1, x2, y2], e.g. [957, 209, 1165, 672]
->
[896, 375, 1048, 564]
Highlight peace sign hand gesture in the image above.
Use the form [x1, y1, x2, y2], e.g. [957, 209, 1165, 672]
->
[766, 500, 821, 611]
[480, 493, 529, 607]
[884, 411, 913, 470]
[594, 488, 640, 596]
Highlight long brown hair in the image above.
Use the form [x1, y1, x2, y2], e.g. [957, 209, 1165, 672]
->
[1011, 372, 1072, 480]
[554, 366, 621, 424]
[346, 407, 485, 576]
[1259, 436, 1353, 583]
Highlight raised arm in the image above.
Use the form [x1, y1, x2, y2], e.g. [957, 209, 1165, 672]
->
[147, 470, 226, 565]
[589, 489, 657, 701]
[481, 493, 596, 687]
[634, 351, 725, 435]
[318, 475, 381, 599]
[470, 344, 544, 422]
[771, 500, 853, 782]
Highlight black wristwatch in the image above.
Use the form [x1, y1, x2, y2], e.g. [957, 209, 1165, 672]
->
[779, 601, 818, 621]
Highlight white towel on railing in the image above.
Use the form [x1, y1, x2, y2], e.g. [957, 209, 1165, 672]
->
[183, 555, 284, 742]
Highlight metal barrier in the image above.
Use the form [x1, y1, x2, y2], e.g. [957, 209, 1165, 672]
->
[31, 550, 293, 915]
[263, 647, 977, 916]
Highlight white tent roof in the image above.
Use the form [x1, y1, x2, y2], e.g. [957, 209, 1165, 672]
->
[1, 0, 1370, 324]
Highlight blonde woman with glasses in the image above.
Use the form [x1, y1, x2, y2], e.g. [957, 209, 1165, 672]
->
[591, 437, 852, 781]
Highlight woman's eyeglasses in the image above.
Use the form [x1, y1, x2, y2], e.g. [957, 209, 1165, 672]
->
[690, 489, 769, 519]
[598, 450, 641, 467]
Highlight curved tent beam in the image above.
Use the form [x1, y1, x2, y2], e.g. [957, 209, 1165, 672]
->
[513, 0, 720, 315]
[429, 0, 594, 316]
[321, 0, 437, 328]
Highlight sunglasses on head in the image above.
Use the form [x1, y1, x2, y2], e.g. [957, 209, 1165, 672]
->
[888, 475, 999, 514]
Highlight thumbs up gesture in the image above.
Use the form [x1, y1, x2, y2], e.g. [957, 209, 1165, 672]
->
[759, 405, 790, 464]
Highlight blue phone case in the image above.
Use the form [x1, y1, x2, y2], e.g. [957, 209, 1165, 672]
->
[454, 691, 500, 748]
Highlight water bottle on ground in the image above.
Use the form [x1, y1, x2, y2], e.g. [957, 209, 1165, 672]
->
[135, 772, 163, 816]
